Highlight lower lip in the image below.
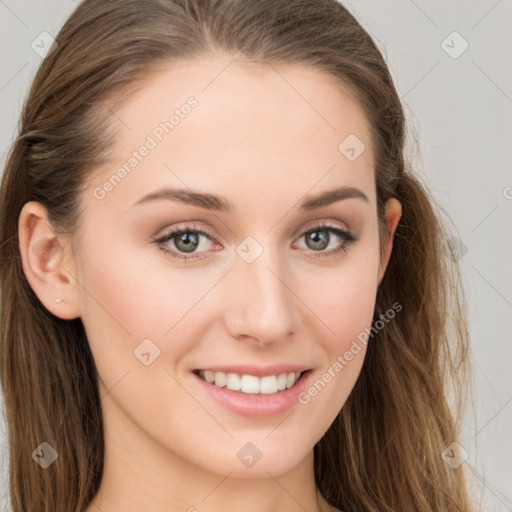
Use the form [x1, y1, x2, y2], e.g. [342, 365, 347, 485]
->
[191, 370, 314, 418]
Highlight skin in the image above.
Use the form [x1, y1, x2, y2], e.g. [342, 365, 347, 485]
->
[19, 56, 401, 512]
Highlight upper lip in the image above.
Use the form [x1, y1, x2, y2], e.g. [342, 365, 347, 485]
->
[193, 364, 312, 378]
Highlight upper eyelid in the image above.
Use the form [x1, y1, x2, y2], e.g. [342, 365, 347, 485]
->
[160, 220, 347, 236]
[158, 218, 350, 237]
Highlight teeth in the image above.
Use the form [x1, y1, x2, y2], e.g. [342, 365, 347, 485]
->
[214, 372, 226, 388]
[277, 373, 287, 391]
[226, 372, 241, 391]
[198, 370, 302, 395]
[241, 374, 260, 393]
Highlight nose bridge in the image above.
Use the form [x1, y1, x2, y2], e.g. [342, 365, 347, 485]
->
[224, 240, 301, 344]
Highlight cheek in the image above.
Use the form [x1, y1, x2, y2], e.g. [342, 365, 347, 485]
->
[293, 243, 379, 406]
[77, 242, 205, 443]
[301, 247, 380, 346]
[294, 270, 376, 430]
[77, 235, 221, 379]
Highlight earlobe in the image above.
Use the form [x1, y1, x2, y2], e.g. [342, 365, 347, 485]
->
[377, 198, 402, 286]
[18, 201, 81, 320]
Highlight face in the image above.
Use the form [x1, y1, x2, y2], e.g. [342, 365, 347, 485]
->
[35, 57, 401, 479]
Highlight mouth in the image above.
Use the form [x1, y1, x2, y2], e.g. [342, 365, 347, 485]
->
[192, 369, 310, 396]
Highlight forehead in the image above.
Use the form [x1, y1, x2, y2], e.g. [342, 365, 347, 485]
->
[90, 57, 375, 212]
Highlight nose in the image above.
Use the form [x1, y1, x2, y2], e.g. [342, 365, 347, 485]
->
[223, 245, 302, 346]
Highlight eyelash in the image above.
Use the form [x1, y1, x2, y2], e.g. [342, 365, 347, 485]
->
[152, 222, 359, 262]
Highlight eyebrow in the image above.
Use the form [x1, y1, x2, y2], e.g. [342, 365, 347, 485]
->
[132, 185, 369, 212]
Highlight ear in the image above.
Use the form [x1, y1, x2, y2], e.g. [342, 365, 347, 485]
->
[18, 201, 81, 320]
[377, 198, 402, 286]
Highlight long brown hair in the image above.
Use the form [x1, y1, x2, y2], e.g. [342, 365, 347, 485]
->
[0, 0, 476, 510]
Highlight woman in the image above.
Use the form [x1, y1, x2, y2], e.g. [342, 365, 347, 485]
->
[0, 0, 476, 510]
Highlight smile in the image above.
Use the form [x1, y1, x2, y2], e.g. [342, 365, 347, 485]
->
[194, 369, 304, 395]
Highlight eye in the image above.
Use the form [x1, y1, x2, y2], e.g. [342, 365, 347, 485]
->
[293, 222, 358, 259]
[152, 223, 218, 261]
[152, 222, 358, 261]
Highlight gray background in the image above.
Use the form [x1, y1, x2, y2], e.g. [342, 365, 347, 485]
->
[1, 1, 511, 510]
